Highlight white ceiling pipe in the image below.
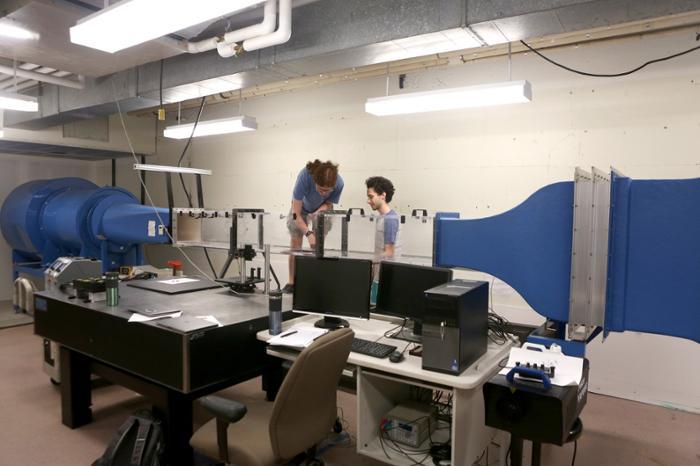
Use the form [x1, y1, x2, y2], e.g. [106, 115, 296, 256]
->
[158, 35, 220, 54]
[217, 0, 277, 58]
[0, 64, 85, 89]
[0, 79, 35, 92]
[243, 0, 291, 52]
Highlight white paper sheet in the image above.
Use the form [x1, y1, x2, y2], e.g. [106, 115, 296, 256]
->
[196, 315, 223, 327]
[159, 278, 198, 285]
[128, 311, 182, 322]
[267, 325, 329, 348]
[498, 343, 584, 387]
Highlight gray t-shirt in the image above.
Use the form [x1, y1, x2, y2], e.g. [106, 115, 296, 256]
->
[375, 209, 401, 260]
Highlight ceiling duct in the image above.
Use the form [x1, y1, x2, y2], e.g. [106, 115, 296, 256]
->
[5, 0, 700, 130]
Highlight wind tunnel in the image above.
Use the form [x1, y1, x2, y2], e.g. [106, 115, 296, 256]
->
[0, 177, 170, 275]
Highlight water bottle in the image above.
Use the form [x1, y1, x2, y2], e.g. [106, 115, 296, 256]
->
[105, 272, 119, 307]
[268, 290, 283, 335]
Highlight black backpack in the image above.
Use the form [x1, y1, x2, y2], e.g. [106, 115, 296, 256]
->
[92, 410, 164, 466]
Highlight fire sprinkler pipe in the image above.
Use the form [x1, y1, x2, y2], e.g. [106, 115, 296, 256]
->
[242, 0, 291, 52]
[217, 0, 277, 58]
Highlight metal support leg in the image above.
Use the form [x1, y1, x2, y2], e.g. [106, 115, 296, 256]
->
[532, 441, 541, 466]
[60, 347, 92, 428]
[510, 436, 523, 466]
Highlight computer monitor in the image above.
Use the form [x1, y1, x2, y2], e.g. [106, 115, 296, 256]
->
[293, 256, 372, 329]
[375, 261, 453, 342]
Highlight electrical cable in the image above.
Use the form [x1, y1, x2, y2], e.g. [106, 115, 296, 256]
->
[177, 96, 206, 208]
[571, 440, 577, 466]
[112, 82, 228, 287]
[520, 38, 700, 78]
[172, 96, 219, 279]
[382, 318, 407, 341]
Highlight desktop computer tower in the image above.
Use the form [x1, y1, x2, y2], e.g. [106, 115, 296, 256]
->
[421, 279, 488, 375]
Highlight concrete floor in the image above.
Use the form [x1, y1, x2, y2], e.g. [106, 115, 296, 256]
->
[0, 324, 698, 466]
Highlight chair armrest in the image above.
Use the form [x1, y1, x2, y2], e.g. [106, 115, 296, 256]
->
[200, 396, 248, 424]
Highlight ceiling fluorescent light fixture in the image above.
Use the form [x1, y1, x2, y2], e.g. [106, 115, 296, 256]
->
[70, 0, 265, 53]
[365, 80, 532, 116]
[0, 91, 38, 112]
[0, 18, 40, 40]
[164, 115, 257, 139]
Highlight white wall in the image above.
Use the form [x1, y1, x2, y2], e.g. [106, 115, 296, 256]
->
[22, 27, 700, 411]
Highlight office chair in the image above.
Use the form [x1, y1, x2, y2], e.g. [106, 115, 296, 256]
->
[190, 328, 354, 466]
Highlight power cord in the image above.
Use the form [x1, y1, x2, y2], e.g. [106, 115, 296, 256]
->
[112, 82, 229, 288]
[520, 37, 700, 78]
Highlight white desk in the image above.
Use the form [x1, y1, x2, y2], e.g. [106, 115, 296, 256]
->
[257, 315, 515, 466]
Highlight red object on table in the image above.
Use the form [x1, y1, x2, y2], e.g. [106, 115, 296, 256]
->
[167, 260, 183, 276]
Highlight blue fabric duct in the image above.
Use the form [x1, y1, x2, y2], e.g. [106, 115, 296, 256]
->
[435, 182, 574, 322]
[606, 174, 700, 342]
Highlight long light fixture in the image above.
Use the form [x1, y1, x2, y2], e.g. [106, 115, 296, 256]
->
[133, 164, 212, 176]
[365, 80, 532, 116]
[0, 91, 38, 112]
[0, 18, 40, 40]
[163, 115, 257, 139]
[70, 0, 265, 53]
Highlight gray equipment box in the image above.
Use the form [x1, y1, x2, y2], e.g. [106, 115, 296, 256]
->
[384, 401, 437, 447]
[422, 279, 488, 375]
[44, 257, 102, 291]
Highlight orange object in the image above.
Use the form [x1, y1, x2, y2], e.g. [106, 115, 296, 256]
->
[167, 260, 183, 276]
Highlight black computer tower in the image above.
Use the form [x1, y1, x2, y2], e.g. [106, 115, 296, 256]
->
[421, 279, 488, 375]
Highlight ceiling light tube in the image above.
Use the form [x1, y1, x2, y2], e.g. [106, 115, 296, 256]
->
[0, 91, 38, 112]
[164, 115, 257, 139]
[70, 0, 265, 53]
[134, 164, 212, 176]
[365, 80, 532, 116]
[0, 18, 40, 40]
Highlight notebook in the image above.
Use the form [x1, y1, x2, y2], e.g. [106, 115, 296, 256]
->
[157, 316, 218, 333]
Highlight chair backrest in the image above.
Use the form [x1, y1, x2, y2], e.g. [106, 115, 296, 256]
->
[268, 327, 353, 459]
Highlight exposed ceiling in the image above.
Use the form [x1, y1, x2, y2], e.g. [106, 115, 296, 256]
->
[2, 0, 700, 132]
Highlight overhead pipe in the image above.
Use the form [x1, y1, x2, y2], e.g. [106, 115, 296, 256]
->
[158, 35, 220, 54]
[0, 64, 85, 90]
[217, 0, 277, 58]
[243, 0, 291, 52]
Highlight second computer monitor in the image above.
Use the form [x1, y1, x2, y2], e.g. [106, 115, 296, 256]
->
[376, 261, 453, 342]
[293, 256, 372, 329]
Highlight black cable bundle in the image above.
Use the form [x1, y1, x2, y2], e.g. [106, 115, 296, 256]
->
[488, 311, 510, 345]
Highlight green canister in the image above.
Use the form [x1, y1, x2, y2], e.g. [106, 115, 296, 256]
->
[105, 272, 119, 307]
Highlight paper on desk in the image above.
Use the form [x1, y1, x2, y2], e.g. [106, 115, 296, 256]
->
[128, 311, 182, 322]
[196, 315, 223, 327]
[267, 325, 329, 348]
[498, 344, 584, 387]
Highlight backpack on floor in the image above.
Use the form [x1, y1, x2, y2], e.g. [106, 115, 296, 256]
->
[92, 410, 164, 466]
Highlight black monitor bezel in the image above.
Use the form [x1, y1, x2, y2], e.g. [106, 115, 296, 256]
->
[374, 261, 454, 322]
[292, 256, 372, 322]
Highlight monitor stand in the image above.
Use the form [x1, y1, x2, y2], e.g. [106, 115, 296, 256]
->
[314, 316, 350, 330]
[389, 320, 423, 343]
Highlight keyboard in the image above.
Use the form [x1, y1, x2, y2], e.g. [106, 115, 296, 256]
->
[351, 338, 397, 358]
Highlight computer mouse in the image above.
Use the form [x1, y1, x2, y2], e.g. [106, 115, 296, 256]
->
[389, 351, 405, 363]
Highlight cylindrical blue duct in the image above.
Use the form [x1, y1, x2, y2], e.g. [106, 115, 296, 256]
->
[0, 177, 170, 268]
[0, 177, 97, 257]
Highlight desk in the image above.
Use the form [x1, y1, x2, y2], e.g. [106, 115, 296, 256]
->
[34, 285, 292, 466]
[257, 315, 514, 466]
